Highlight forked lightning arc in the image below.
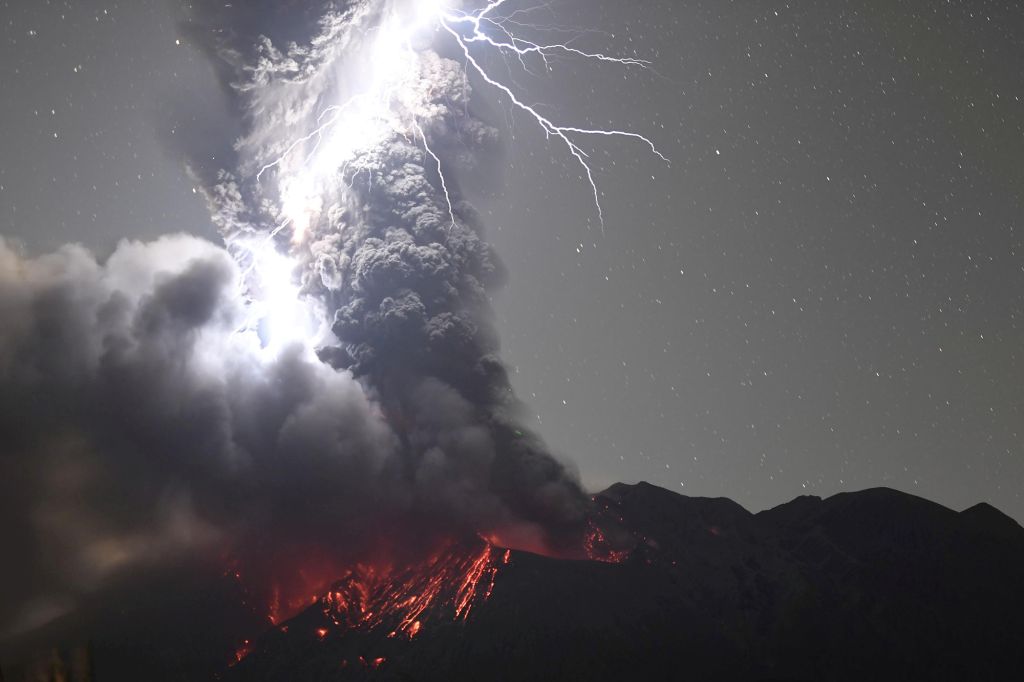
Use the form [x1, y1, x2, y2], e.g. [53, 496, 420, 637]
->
[238, 0, 668, 352]
[256, 0, 668, 234]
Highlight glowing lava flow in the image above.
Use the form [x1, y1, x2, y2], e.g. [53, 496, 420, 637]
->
[228, 529, 633, 668]
[226, 541, 504, 667]
[314, 541, 502, 642]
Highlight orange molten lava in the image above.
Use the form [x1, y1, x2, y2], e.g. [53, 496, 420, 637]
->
[225, 508, 639, 669]
[311, 541, 502, 641]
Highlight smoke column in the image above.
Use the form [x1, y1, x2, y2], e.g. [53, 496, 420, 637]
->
[0, 0, 662, 670]
[198, 0, 596, 552]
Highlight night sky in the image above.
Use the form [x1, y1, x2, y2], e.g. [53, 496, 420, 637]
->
[2, 0, 1022, 522]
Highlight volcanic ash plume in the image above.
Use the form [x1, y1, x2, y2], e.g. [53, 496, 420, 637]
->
[193, 0, 591, 549]
[0, 235, 398, 636]
[0, 0, 592, 644]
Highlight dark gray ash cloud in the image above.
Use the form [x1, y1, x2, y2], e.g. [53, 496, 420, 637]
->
[0, 0, 588, 646]
[191, 0, 589, 545]
[0, 235, 397, 636]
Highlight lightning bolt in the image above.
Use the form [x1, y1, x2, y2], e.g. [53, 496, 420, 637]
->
[255, 0, 667, 234]
[412, 120, 457, 231]
[442, 2, 669, 227]
[232, 0, 668, 353]
[256, 99, 366, 183]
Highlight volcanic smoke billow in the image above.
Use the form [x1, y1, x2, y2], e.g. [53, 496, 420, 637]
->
[0, 0, 664, 665]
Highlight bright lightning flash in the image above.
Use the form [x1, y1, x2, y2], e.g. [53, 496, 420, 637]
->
[441, 1, 670, 225]
[232, 235, 322, 357]
[234, 0, 667, 354]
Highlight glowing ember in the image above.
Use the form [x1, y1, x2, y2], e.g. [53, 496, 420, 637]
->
[230, 640, 252, 666]
[267, 585, 281, 625]
[584, 519, 631, 564]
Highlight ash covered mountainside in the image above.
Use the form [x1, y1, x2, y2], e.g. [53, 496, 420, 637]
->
[225, 482, 1024, 681]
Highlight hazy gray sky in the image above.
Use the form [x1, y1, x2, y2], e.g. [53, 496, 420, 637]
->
[2, 0, 1022, 520]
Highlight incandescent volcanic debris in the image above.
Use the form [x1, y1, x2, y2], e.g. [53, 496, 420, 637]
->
[224, 482, 1024, 682]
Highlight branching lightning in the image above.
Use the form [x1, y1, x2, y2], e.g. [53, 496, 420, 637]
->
[256, 0, 667, 233]
[234, 0, 668, 353]
[441, 0, 669, 226]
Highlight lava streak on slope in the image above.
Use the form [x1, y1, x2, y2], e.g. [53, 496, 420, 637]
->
[225, 540, 512, 675]
[315, 540, 501, 641]
[223, 539, 508, 677]
[223, 512, 640, 676]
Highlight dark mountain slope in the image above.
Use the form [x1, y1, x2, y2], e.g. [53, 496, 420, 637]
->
[224, 483, 1024, 682]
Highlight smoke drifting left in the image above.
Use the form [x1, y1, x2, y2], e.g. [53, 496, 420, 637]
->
[0, 236, 395, 640]
[0, 0, 592, 672]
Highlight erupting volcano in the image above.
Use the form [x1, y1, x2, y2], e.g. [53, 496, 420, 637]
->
[224, 517, 641, 680]
[3, 0, 1024, 680]
[0, 1, 659, 674]
[230, 539, 505, 671]
[290, 540, 503, 641]
[226, 509, 637, 675]
[221, 483, 1024, 682]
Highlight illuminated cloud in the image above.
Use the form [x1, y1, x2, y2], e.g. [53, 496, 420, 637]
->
[0, 0, 664, 647]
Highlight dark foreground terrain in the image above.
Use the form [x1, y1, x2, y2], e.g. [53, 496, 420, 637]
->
[224, 483, 1024, 681]
[4, 483, 1023, 681]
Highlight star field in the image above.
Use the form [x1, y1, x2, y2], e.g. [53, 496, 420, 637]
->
[2, 0, 1022, 520]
